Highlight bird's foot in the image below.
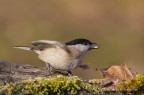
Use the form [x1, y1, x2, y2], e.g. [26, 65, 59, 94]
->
[53, 70, 73, 76]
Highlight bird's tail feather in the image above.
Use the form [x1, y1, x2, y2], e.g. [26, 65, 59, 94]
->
[13, 46, 32, 51]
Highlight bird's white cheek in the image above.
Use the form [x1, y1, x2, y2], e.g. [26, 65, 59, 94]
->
[75, 45, 89, 52]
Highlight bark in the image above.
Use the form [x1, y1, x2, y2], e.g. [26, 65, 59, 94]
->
[0, 60, 49, 83]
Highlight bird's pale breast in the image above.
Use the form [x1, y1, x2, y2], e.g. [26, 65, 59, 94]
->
[38, 46, 82, 70]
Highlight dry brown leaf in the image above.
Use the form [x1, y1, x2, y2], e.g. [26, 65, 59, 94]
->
[99, 64, 138, 81]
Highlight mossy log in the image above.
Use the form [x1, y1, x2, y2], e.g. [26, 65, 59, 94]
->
[0, 61, 144, 95]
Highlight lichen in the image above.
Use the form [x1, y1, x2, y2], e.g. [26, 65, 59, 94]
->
[117, 74, 144, 91]
[0, 75, 104, 95]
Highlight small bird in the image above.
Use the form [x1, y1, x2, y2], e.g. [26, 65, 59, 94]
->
[14, 38, 99, 75]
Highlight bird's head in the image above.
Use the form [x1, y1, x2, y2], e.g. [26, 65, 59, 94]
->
[65, 38, 99, 52]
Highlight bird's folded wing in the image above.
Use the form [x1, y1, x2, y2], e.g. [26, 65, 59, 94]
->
[32, 40, 60, 46]
[14, 40, 67, 52]
[31, 40, 66, 50]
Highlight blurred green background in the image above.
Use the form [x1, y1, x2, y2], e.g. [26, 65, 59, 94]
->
[0, 0, 144, 79]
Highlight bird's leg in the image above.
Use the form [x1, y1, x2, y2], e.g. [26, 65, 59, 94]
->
[45, 63, 65, 75]
[45, 63, 73, 76]
[45, 62, 53, 74]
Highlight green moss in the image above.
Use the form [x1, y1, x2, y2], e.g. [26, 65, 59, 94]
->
[117, 74, 144, 91]
[0, 75, 104, 95]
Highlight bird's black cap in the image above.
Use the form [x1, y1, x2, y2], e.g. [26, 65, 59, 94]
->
[65, 38, 93, 45]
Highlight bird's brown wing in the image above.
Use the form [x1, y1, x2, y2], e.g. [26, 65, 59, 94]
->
[31, 40, 65, 51]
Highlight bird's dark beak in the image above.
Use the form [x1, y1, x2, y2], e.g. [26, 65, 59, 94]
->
[90, 43, 99, 49]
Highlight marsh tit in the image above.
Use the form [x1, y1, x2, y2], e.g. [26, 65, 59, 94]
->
[14, 38, 99, 75]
